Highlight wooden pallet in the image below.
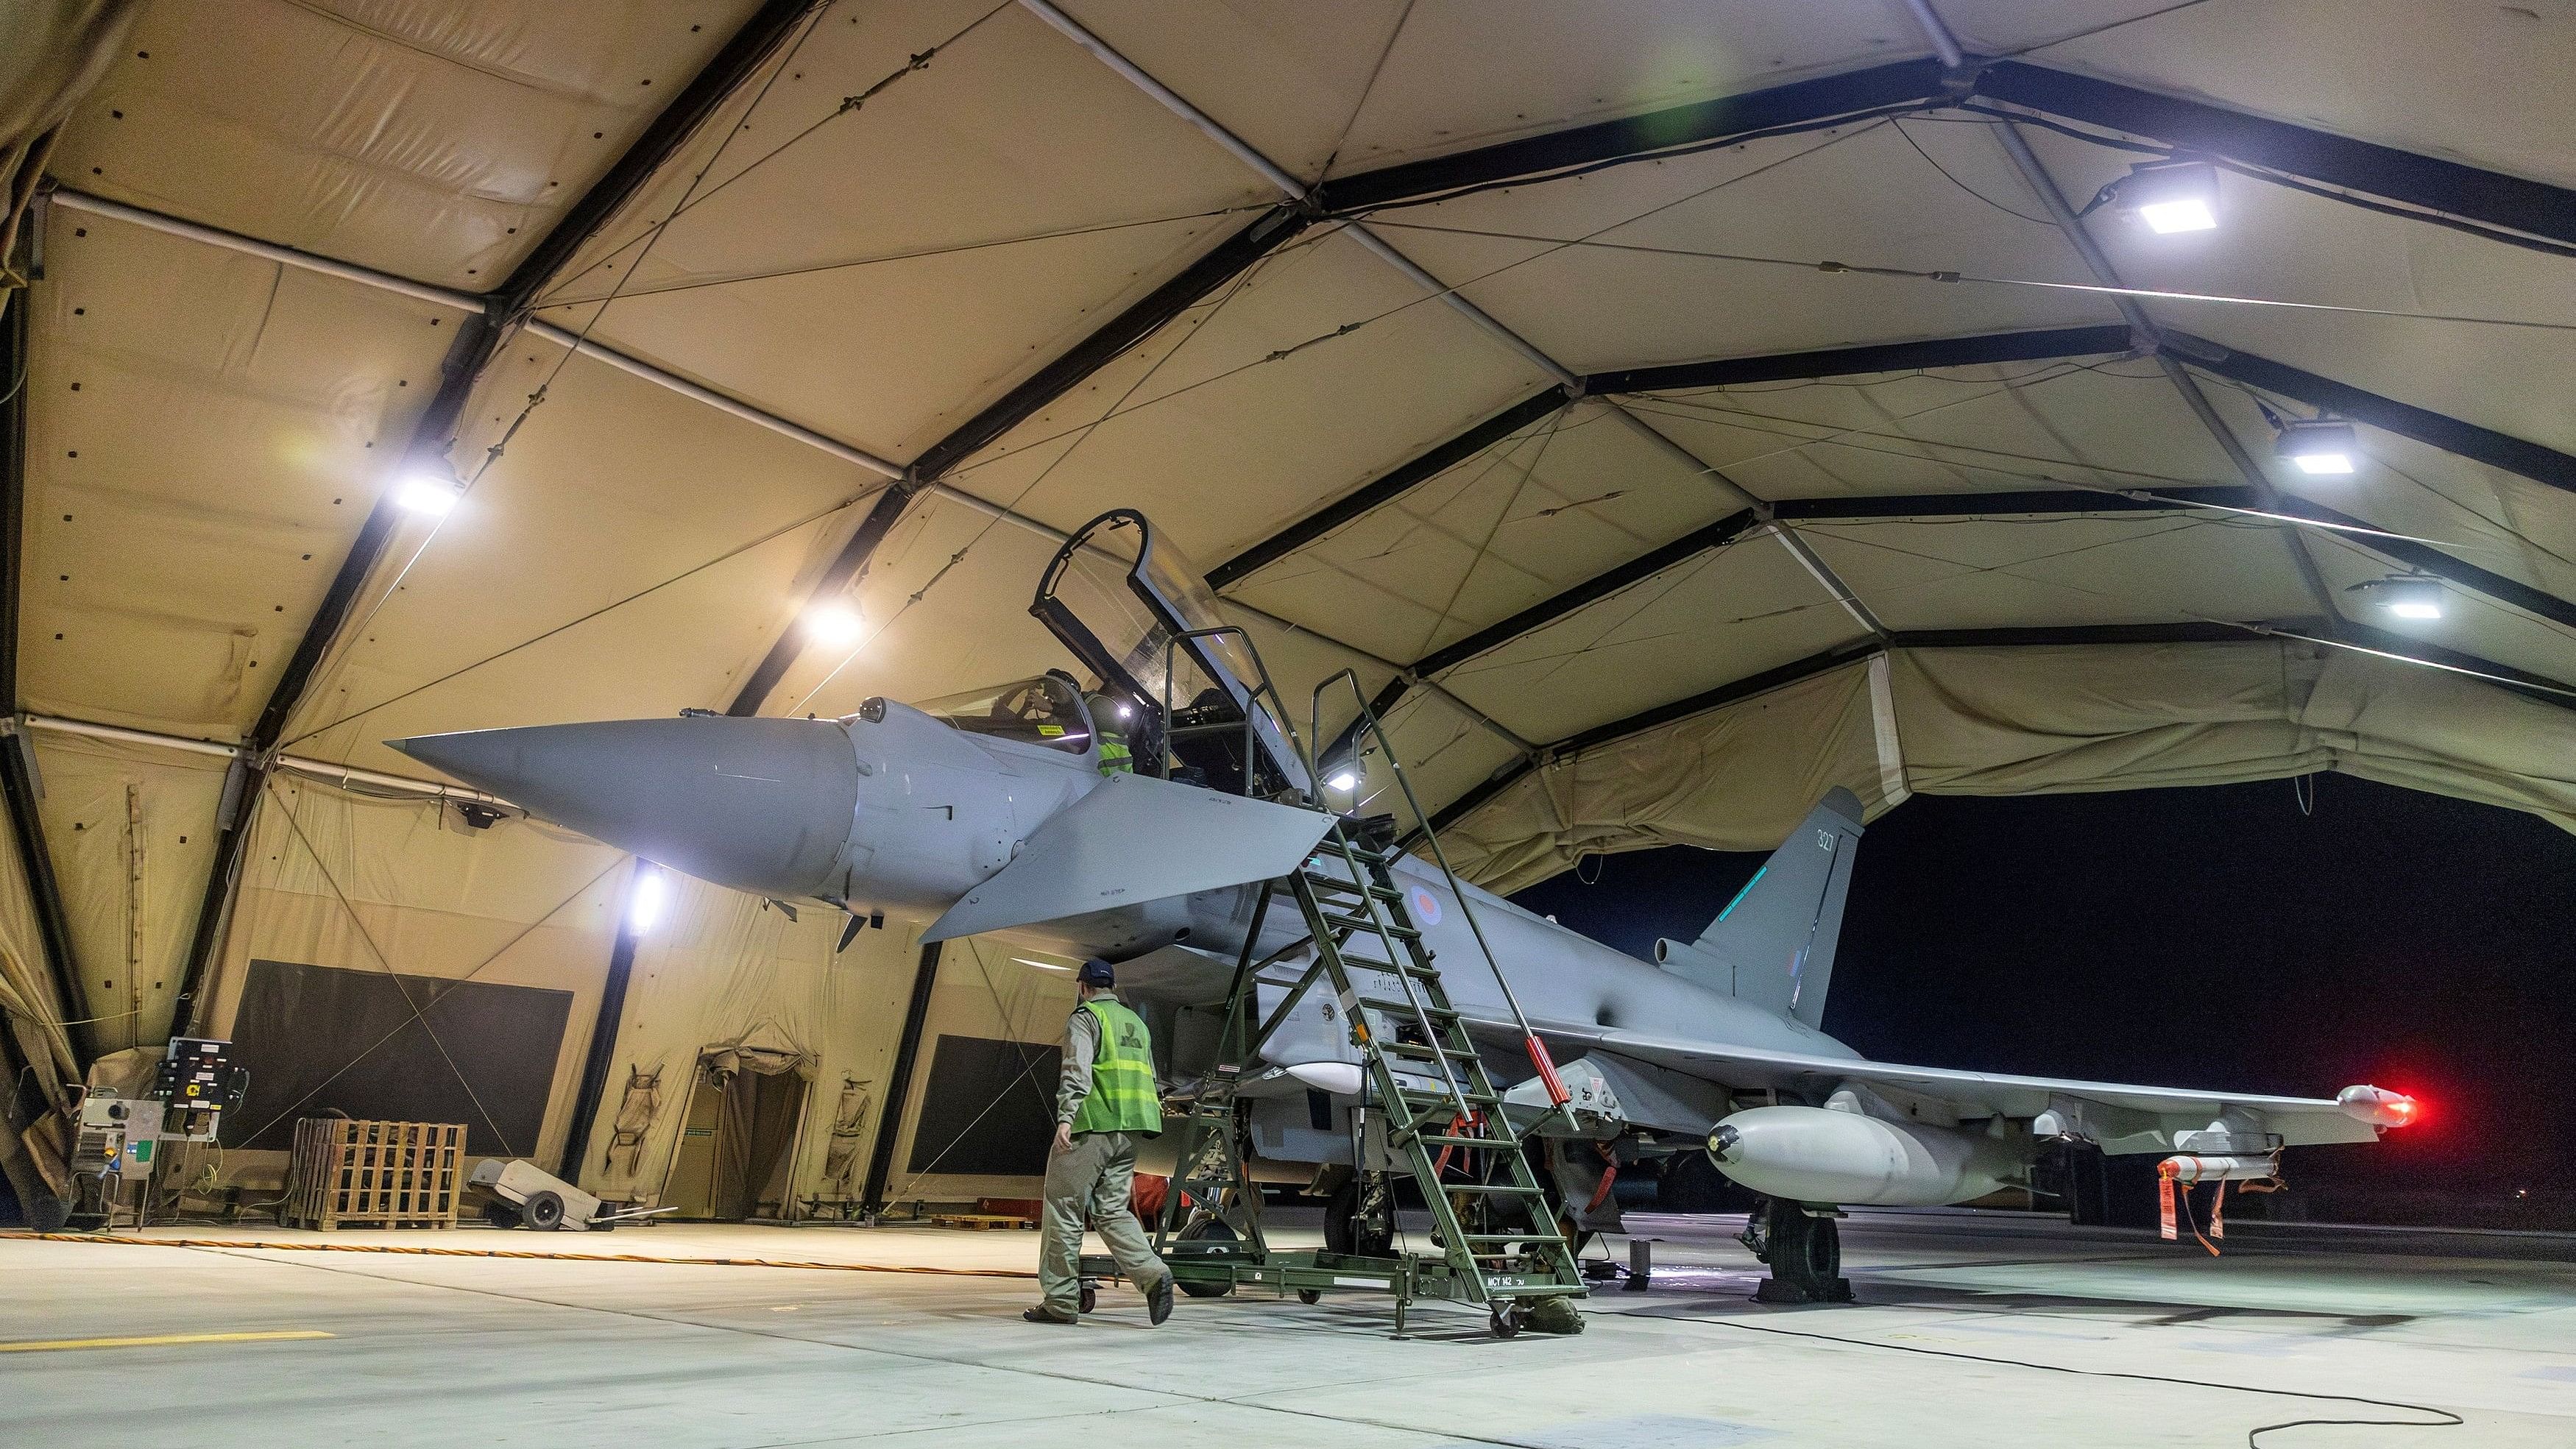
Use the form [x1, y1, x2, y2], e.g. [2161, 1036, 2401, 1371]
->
[281, 1119, 465, 1230]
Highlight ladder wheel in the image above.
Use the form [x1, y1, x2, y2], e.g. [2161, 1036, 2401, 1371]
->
[1490, 1302, 1521, 1339]
[1175, 1218, 1236, 1297]
[1079, 1284, 1098, 1314]
[1297, 1289, 1322, 1305]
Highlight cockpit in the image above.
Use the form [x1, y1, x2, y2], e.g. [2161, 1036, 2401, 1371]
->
[913, 674, 1094, 754]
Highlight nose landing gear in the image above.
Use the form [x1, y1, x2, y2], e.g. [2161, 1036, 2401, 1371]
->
[1743, 1196, 1853, 1304]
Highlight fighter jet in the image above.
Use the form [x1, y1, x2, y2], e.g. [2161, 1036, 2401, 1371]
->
[394, 509, 2418, 1303]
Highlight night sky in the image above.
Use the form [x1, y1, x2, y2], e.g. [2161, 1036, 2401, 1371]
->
[1511, 774, 2575, 1229]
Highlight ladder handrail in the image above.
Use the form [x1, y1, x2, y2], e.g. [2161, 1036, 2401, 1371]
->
[1309, 669, 1566, 1111]
[1157, 625, 1312, 797]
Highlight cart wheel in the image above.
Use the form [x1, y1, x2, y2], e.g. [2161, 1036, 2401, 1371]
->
[1079, 1284, 1098, 1314]
[481, 1200, 520, 1229]
[520, 1190, 566, 1231]
[1175, 1218, 1236, 1298]
[1296, 1289, 1322, 1305]
[1490, 1302, 1521, 1339]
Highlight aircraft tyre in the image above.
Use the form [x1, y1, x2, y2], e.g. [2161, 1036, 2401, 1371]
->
[1325, 1178, 1395, 1258]
[1175, 1218, 1236, 1297]
[1752, 1200, 1852, 1304]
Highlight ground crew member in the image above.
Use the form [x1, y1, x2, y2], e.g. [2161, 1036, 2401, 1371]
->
[1026, 957, 1173, 1325]
[1086, 693, 1133, 775]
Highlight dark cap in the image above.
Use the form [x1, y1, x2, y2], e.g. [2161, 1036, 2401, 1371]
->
[1077, 957, 1115, 987]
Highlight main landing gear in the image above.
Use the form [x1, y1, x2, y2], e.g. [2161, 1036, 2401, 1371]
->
[1741, 1196, 1853, 1304]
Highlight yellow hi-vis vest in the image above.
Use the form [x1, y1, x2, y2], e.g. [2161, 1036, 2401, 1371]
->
[1097, 728, 1133, 774]
[1070, 999, 1161, 1136]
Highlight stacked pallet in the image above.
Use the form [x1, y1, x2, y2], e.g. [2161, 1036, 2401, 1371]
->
[282, 1119, 465, 1230]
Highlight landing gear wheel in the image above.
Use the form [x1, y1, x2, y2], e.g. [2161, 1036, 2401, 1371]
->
[520, 1190, 566, 1232]
[481, 1200, 520, 1229]
[1751, 1199, 1852, 1304]
[1175, 1217, 1236, 1297]
[1079, 1284, 1098, 1314]
[1324, 1178, 1394, 1258]
[1296, 1289, 1323, 1305]
[1489, 1302, 1522, 1339]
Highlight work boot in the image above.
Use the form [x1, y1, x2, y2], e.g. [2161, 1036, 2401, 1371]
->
[1147, 1274, 1174, 1326]
[1022, 1305, 1078, 1325]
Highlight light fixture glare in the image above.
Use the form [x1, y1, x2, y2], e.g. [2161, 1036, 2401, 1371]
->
[2275, 419, 2360, 478]
[628, 867, 665, 935]
[2290, 451, 2355, 475]
[394, 475, 460, 515]
[805, 603, 863, 649]
[1326, 770, 1359, 793]
[2137, 197, 2216, 233]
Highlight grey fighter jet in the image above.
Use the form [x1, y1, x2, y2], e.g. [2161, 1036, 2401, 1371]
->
[394, 509, 2418, 1302]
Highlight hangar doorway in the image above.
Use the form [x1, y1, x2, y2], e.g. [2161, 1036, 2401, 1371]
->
[660, 1042, 813, 1221]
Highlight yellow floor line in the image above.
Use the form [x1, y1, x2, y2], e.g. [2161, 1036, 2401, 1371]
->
[0, 1230, 1037, 1279]
[0, 1330, 334, 1354]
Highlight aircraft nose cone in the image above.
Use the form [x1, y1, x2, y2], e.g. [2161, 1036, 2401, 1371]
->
[390, 715, 860, 899]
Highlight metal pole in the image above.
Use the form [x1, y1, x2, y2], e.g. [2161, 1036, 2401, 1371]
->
[558, 860, 654, 1183]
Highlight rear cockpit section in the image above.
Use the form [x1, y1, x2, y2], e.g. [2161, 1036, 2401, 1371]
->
[1030, 509, 1312, 799]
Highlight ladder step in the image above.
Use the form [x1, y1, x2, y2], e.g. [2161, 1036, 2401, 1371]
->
[1434, 1183, 1545, 1197]
[1300, 874, 1401, 901]
[1381, 1041, 1479, 1063]
[1414, 1132, 1521, 1149]
[1356, 997, 1455, 1019]
[1395, 1087, 1504, 1108]
[1320, 911, 1418, 939]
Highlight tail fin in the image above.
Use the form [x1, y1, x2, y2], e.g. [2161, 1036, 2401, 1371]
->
[1652, 787, 1865, 1028]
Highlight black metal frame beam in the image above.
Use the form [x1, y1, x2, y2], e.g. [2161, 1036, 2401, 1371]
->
[0, 294, 86, 1047]
[2162, 333, 2576, 497]
[169, 0, 827, 1030]
[1208, 386, 1571, 592]
[1590, 325, 2137, 397]
[725, 202, 1314, 715]
[1972, 61, 2576, 249]
[2271, 496, 2576, 633]
[1315, 57, 1952, 215]
[556, 862, 651, 1183]
[860, 941, 944, 1216]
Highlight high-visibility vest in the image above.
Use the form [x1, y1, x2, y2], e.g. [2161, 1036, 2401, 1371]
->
[1071, 999, 1161, 1136]
[1096, 728, 1133, 774]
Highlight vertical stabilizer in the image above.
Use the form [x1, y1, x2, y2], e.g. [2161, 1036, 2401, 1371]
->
[1652, 788, 1865, 1028]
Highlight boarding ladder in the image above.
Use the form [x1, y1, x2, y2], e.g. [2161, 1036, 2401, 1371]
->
[1136, 658, 1587, 1336]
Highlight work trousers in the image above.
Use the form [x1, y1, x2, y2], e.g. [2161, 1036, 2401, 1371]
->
[1038, 1129, 1170, 1316]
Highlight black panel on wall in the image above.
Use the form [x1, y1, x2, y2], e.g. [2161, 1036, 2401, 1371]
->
[905, 1035, 1061, 1178]
[223, 959, 573, 1155]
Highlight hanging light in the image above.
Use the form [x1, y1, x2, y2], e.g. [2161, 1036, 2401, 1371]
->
[2274, 418, 2359, 476]
[627, 863, 666, 935]
[2088, 160, 2220, 233]
[804, 602, 863, 648]
[1326, 769, 1359, 793]
[394, 469, 461, 515]
[2352, 574, 2444, 620]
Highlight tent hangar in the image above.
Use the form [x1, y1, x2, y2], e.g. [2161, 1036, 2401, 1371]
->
[0, 0, 2570, 1223]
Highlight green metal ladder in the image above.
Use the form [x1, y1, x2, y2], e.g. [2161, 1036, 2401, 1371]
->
[1138, 668, 1588, 1336]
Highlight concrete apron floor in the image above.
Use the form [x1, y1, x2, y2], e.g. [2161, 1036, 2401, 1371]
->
[5, 1209, 2572, 1448]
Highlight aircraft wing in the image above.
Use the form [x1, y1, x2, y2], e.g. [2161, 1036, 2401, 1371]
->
[1540, 1025, 2380, 1152]
[923, 771, 1334, 943]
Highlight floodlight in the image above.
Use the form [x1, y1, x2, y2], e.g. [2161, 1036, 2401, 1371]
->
[2275, 419, 2358, 476]
[628, 865, 665, 935]
[1326, 770, 1359, 793]
[2123, 160, 2220, 233]
[394, 472, 461, 515]
[2352, 574, 2443, 621]
[805, 603, 863, 648]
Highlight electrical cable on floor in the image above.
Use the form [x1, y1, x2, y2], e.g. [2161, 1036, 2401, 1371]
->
[1616, 1306, 2464, 1448]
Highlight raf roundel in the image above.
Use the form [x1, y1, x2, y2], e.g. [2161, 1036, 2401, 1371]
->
[1409, 885, 1443, 926]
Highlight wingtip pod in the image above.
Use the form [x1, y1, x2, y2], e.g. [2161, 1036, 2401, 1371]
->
[2337, 1084, 2421, 1128]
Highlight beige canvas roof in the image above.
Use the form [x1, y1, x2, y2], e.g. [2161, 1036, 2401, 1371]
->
[4, 1, 2574, 1101]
